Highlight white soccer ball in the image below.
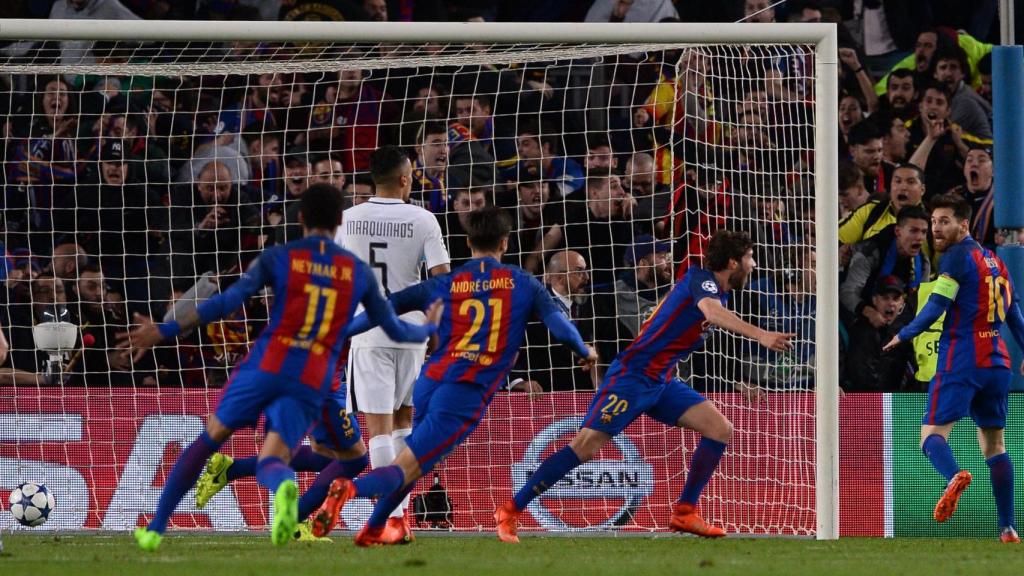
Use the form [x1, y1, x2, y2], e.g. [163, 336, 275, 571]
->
[8, 482, 55, 527]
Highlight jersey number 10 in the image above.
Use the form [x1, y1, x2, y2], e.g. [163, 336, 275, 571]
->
[984, 276, 1010, 323]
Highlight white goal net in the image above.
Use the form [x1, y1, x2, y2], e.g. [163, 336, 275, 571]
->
[0, 21, 837, 537]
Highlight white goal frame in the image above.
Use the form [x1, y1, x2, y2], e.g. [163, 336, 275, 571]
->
[0, 18, 839, 540]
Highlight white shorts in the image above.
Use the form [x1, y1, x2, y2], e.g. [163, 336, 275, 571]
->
[347, 347, 425, 414]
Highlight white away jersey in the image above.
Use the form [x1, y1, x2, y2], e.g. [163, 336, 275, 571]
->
[336, 197, 450, 348]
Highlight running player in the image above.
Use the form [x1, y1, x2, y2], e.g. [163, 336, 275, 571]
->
[493, 229, 795, 542]
[310, 205, 598, 545]
[336, 145, 450, 542]
[122, 184, 439, 550]
[884, 192, 1024, 543]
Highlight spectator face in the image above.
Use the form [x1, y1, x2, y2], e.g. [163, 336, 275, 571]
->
[624, 156, 654, 196]
[795, 7, 822, 22]
[565, 252, 590, 295]
[363, 0, 387, 21]
[727, 249, 757, 290]
[838, 96, 863, 134]
[587, 178, 614, 219]
[250, 135, 280, 162]
[197, 164, 233, 204]
[348, 183, 374, 206]
[453, 190, 486, 230]
[895, 217, 928, 257]
[455, 97, 490, 136]
[744, 0, 775, 22]
[32, 277, 66, 308]
[587, 145, 615, 171]
[934, 58, 964, 92]
[412, 86, 442, 116]
[802, 250, 817, 293]
[417, 131, 448, 173]
[914, 32, 938, 73]
[108, 115, 138, 139]
[839, 183, 870, 214]
[518, 181, 548, 221]
[919, 88, 950, 122]
[638, 250, 672, 288]
[338, 69, 363, 95]
[980, 74, 993, 103]
[313, 158, 345, 190]
[285, 161, 311, 198]
[42, 79, 69, 121]
[101, 160, 128, 186]
[886, 75, 916, 111]
[871, 290, 905, 324]
[851, 137, 884, 173]
[885, 118, 910, 162]
[931, 207, 968, 252]
[964, 149, 993, 192]
[273, 75, 306, 108]
[77, 270, 106, 306]
[890, 167, 924, 210]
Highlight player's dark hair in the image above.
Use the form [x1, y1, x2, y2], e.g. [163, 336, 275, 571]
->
[465, 205, 511, 252]
[300, 183, 344, 230]
[847, 120, 883, 147]
[887, 68, 916, 89]
[706, 230, 753, 272]
[896, 206, 929, 226]
[921, 79, 951, 105]
[929, 192, 973, 223]
[369, 145, 411, 186]
[930, 44, 969, 78]
[838, 161, 864, 190]
[417, 119, 448, 145]
[894, 162, 925, 182]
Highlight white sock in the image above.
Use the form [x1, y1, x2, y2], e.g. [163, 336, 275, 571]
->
[391, 427, 413, 518]
[368, 434, 396, 474]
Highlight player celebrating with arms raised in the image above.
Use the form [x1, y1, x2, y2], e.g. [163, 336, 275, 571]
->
[311, 206, 598, 545]
[122, 184, 439, 551]
[495, 229, 794, 541]
[884, 193, 1024, 543]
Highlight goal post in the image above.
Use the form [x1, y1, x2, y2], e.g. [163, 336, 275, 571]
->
[0, 19, 839, 539]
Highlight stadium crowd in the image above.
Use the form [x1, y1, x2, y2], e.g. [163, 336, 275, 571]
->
[0, 0, 1007, 393]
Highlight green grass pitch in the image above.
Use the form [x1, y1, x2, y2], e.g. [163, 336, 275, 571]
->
[3, 533, 1024, 576]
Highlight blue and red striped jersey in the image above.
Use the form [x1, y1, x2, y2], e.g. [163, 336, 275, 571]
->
[934, 236, 1015, 374]
[389, 256, 588, 390]
[185, 234, 431, 395]
[613, 267, 728, 383]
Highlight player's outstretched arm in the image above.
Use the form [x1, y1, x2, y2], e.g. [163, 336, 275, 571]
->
[116, 256, 271, 361]
[359, 270, 440, 344]
[882, 275, 956, 352]
[345, 277, 443, 339]
[696, 298, 795, 352]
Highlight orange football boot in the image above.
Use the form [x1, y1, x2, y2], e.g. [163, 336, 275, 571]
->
[933, 470, 972, 523]
[381, 517, 415, 545]
[494, 501, 521, 543]
[310, 478, 356, 537]
[669, 502, 726, 538]
[1001, 527, 1021, 543]
[354, 524, 388, 547]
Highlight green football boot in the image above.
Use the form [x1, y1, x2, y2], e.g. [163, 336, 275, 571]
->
[134, 527, 163, 551]
[271, 480, 299, 547]
[195, 453, 234, 509]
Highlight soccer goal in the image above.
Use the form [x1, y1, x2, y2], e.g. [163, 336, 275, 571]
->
[0, 19, 838, 539]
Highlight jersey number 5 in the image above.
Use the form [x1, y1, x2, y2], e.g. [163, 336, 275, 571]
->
[984, 276, 1010, 323]
[369, 242, 389, 295]
[455, 298, 503, 353]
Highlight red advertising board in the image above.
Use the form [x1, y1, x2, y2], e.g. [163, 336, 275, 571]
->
[0, 388, 883, 536]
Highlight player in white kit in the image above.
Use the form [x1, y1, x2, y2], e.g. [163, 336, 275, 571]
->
[335, 145, 450, 543]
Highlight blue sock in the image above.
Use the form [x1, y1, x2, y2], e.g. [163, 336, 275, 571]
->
[255, 456, 295, 492]
[297, 455, 369, 521]
[512, 446, 581, 511]
[290, 445, 333, 473]
[987, 452, 1016, 529]
[367, 484, 414, 529]
[227, 456, 257, 481]
[922, 434, 960, 482]
[679, 437, 727, 505]
[353, 465, 405, 499]
[149, 431, 223, 534]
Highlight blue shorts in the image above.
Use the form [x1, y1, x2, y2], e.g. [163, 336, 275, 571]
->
[310, 393, 362, 452]
[215, 368, 321, 450]
[581, 368, 707, 436]
[923, 368, 1011, 428]
[405, 376, 492, 474]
